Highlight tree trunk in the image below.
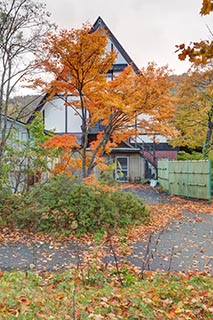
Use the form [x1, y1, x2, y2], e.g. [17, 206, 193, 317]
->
[86, 130, 111, 176]
[81, 121, 88, 178]
[0, 143, 4, 188]
[202, 105, 213, 159]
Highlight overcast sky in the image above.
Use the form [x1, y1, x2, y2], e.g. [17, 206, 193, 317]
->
[42, 0, 213, 75]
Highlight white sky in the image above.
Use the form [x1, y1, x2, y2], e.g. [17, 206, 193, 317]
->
[42, 0, 213, 75]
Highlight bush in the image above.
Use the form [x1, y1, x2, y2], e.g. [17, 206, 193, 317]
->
[177, 151, 203, 161]
[0, 175, 149, 235]
[0, 189, 24, 226]
[110, 190, 149, 226]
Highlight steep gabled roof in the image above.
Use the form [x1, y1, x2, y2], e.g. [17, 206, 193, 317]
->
[92, 16, 139, 73]
[28, 17, 139, 123]
[27, 94, 48, 124]
[3, 115, 27, 127]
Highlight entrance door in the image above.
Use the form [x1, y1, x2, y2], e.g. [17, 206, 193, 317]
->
[115, 157, 129, 182]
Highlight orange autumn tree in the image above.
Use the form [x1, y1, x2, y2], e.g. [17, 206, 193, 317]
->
[35, 24, 176, 178]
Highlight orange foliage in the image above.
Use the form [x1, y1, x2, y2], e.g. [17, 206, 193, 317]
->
[43, 134, 81, 176]
[43, 134, 79, 151]
[89, 63, 177, 141]
[83, 174, 112, 192]
[200, 0, 213, 15]
[35, 24, 177, 178]
[35, 24, 116, 99]
[176, 1, 213, 65]
[176, 41, 213, 65]
[90, 132, 117, 155]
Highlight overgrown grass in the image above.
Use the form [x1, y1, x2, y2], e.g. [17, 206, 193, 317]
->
[0, 175, 149, 236]
[0, 270, 212, 319]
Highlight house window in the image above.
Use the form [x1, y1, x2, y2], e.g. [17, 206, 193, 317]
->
[115, 157, 129, 182]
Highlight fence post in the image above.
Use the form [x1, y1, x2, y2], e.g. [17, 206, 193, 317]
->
[186, 160, 190, 198]
[168, 159, 170, 194]
[208, 160, 212, 202]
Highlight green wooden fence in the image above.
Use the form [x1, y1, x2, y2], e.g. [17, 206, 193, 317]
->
[158, 159, 212, 201]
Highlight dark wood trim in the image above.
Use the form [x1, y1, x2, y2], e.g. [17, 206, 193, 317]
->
[27, 93, 49, 124]
[65, 96, 68, 133]
[92, 16, 139, 73]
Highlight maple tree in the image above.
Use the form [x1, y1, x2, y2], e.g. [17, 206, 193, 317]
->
[176, 0, 213, 65]
[35, 24, 176, 178]
[171, 69, 213, 157]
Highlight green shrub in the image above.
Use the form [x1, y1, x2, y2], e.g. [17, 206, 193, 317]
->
[0, 189, 24, 226]
[177, 151, 203, 161]
[0, 175, 149, 236]
[110, 190, 150, 226]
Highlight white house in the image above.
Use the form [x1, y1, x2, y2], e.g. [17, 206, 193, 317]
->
[29, 17, 178, 181]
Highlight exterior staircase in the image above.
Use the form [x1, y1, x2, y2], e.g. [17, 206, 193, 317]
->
[127, 136, 158, 178]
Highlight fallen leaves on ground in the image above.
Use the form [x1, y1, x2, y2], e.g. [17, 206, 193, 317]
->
[1, 185, 212, 245]
[0, 270, 212, 319]
[0, 185, 212, 318]
[0, 185, 212, 275]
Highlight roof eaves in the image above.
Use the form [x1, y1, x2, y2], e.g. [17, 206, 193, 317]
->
[27, 93, 49, 124]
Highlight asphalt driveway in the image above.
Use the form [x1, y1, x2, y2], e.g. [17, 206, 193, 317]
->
[0, 187, 212, 273]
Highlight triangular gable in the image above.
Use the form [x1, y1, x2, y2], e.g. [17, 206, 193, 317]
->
[92, 16, 139, 73]
[28, 17, 139, 124]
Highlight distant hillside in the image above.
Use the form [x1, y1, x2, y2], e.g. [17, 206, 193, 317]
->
[8, 95, 44, 123]
[7, 74, 187, 123]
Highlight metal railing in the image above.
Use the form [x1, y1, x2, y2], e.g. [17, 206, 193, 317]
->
[129, 135, 158, 168]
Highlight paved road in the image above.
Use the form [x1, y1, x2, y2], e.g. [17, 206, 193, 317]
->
[0, 187, 212, 273]
[125, 210, 213, 273]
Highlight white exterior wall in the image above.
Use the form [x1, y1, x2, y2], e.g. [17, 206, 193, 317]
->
[44, 96, 82, 133]
[44, 98, 65, 132]
[0, 118, 29, 143]
[67, 96, 82, 133]
[14, 123, 28, 142]
[106, 39, 127, 64]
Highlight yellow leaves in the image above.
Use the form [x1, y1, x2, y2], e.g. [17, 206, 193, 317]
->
[200, 0, 213, 15]
[171, 69, 213, 149]
[174, 301, 185, 314]
[176, 40, 213, 65]
[176, 2, 213, 65]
